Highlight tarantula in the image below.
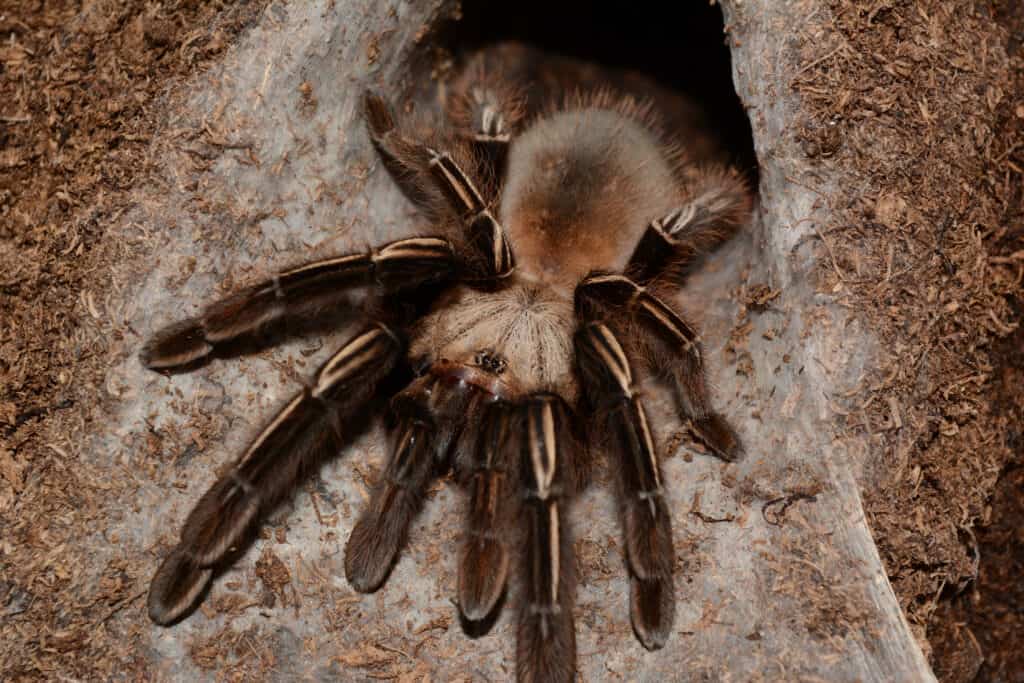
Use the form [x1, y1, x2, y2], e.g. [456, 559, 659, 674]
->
[143, 44, 750, 681]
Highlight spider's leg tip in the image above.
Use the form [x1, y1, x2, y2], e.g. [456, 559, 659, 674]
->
[629, 576, 676, 652]
[343, 550, 392, 594]
[343, 515, 401, 594]
[724, 443, 746, 463]
[140, 319, 212, 371]
[457, 537, 509, 622]
[688, 413, 744, 464]
[362, 89, 395, 138]
[147, 548, 214, 626]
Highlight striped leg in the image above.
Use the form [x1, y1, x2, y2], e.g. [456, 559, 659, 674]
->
[516, 395, 577, 683]
[574, 322, 675, 650]
[141, 237, 454, 371]
[424, 148, 515, 280]
[447, 55, 526, 171]
[148, 324, 403, 625]
[362, 91, 514, 281]
[344, 398, 439, 593]
[363, 91, 439, 212]
[626, 168, 751, 284]
[458, 402, 516, 621]
[576, 273, 742, 461]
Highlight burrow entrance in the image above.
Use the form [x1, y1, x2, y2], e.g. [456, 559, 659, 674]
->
[438, 1, 758, 183]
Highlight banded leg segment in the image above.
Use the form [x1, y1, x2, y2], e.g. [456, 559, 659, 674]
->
[447, 58, 526, 173]
[425, 148, 514, 280]
[574, 322, 675, 650]
[516, 395, 577, 683]
[141, 237, 454, 371]
[448, 66, 525, 147]
[458, 402, 516, 621]
[148, 324, 403, 625]
[627, 169, 751, 284]
[344, 399, 440, 593]
[576, 273, 742, 461]
[362, 91, 514, 281]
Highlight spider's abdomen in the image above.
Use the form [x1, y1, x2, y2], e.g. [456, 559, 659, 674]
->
[500, 107, 680, 291]
[410, 285, 577, 399]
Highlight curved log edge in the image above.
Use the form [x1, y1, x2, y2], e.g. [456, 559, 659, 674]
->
[10, 0, 1017, 680]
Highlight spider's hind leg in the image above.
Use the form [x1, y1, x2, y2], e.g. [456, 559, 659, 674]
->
[363, 91, 440, 213]
[362, 92, 514, 282]
[446, 56, 526, 173]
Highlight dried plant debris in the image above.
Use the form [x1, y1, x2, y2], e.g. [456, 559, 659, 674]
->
[0, 1, 268, 679]
[786, 0, 1024, 671]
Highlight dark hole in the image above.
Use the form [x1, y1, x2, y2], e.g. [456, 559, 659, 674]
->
[442, 1, 758, 184]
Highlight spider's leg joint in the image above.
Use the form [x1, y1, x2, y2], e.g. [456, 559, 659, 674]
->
[228, 472, 255, 495]
[467, 209, 516, 279]
[313, 325, 402, 399]
[426, 148, 486, 216]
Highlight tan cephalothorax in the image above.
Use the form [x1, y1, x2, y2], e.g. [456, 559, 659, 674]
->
[142, 43, 751, 683]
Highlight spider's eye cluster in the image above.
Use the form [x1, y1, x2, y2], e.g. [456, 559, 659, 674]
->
[474, 349, 508, 375]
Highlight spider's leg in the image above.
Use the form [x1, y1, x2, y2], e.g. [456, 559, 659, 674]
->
[446, 56, 526, 172]
[343, 382, 442, 593]
[362, 91, 514, 281]
[141, 237, 454, 371]
[626, 168, 750, 284]
[457, 401, 515, 622]
[424, 147, 515, 280]
[148, 323, 403, 625]
[363, 91, 440, 212]
[574, 322, 675, 650]
[515, 394, 577, 683]
[576, 273, 742, 461]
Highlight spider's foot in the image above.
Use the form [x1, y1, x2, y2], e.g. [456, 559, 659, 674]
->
[147, 548, 214, 626]
[140, 318, 211, 370]
[516, 605, 576, 683]
[458, 536, 509, 622]
[362, 90, 396, 139]
[344, 486, 412, 593]
[689, 412, 744, 463]
[629, 575, 676, 651]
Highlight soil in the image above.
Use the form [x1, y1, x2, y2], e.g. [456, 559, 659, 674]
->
[934, 6, 1024, 669]
[786, 0, 1024, 678]
[0, 1, 269, 678]
[0, 0, 1022, 680]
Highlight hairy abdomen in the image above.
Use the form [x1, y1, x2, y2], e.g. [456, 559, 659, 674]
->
[500, 108, 679, 291]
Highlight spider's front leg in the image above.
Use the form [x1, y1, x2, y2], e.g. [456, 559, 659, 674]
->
[148, 323, 404, 624]
[457, 401, 516, 622]
[141, 237, 454, 371]
[574, 322, 675, 650]
[343, 381, 445, 593]
[515, 394, 578, 683]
